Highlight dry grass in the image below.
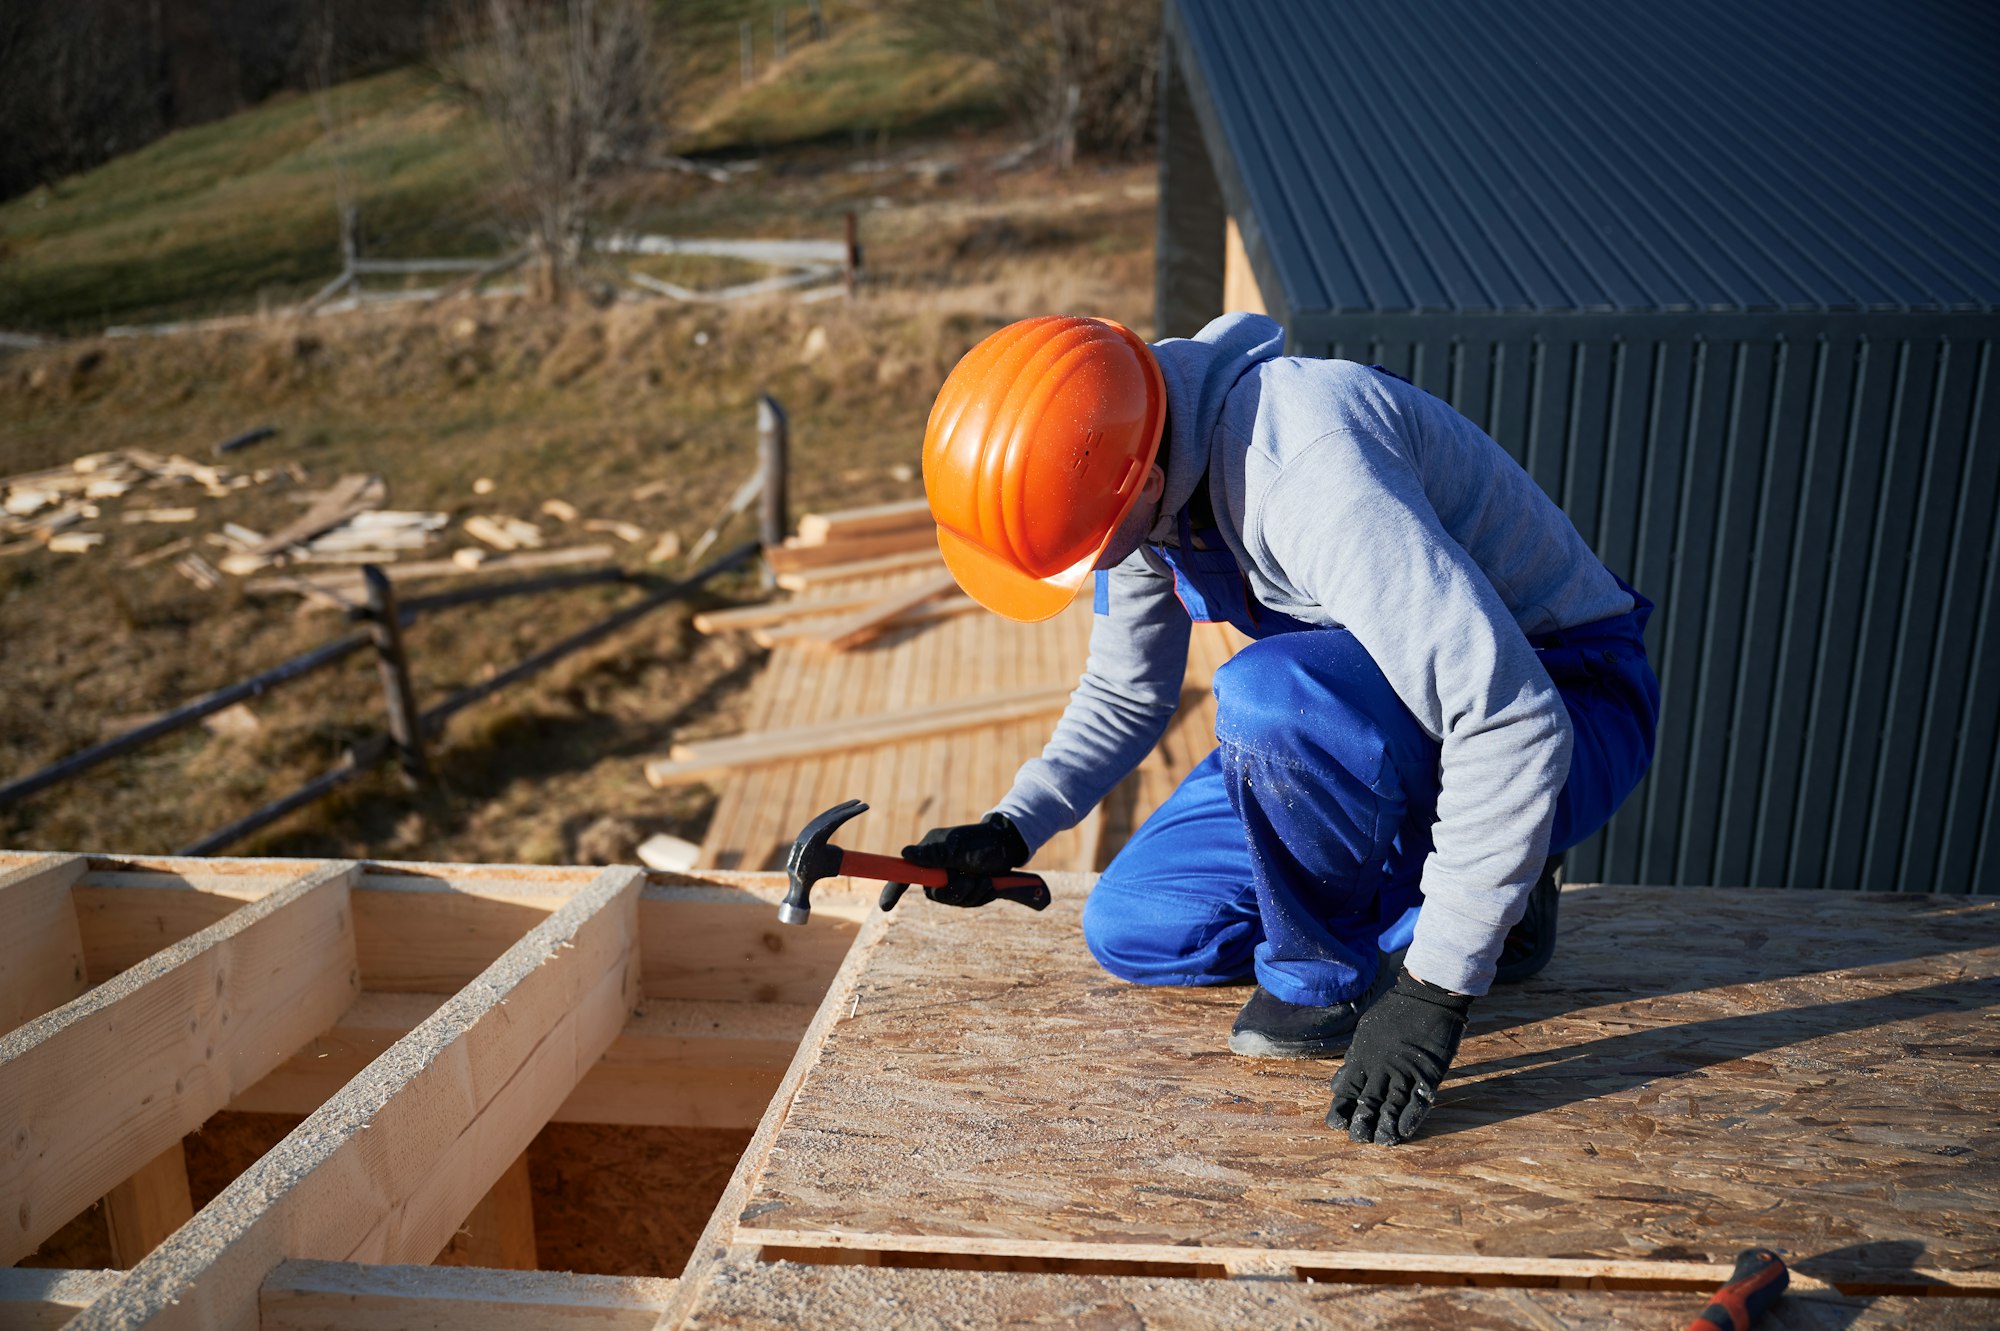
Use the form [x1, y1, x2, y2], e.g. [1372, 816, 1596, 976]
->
[0, 159, 1156, 863]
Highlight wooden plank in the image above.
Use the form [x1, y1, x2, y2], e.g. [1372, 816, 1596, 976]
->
[230, 993, 814, 1130]
[251, 473, 381, 555]
[693, 589, 886, 634]
[0, 1269, 124, 1330]
[752, 595, 981, 648]
[734, 882, 2000, 1291]
[639, 886, 866, 1005]
[775, 549, 945, 591]
[261, 1261, 676, 1331]
[0, 861, 361, 1264]
[792, 572, 962, 651]
[434, 1152, 536, 1270]
[105, 1142, 195, 1268]
[248, 545, 617, 605]
[795, 497, 931, 545]
[763, 528, 935, 574]
[645, 686, 1074, 786]
[0, 853, 89, 1029]
[680, 1251, 2000, 1329]
[68, 867, 644, 1331]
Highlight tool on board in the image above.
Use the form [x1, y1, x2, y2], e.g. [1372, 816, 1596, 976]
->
[781, 798, 1051, 926]
[1686, 1248, 1789, 1331]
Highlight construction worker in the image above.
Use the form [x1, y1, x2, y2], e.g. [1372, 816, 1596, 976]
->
[903, 313, 1659, 1146]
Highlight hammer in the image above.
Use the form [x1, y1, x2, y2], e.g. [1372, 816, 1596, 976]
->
[780, 799, 1051, 925]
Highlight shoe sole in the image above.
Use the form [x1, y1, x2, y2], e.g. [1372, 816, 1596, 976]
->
[1226, 1029, 1354, 1059]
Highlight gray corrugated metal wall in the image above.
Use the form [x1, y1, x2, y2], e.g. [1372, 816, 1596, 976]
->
[1306, 316, 2000, 893]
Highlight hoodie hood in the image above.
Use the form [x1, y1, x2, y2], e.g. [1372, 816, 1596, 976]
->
[1146, 312, 1286, 535]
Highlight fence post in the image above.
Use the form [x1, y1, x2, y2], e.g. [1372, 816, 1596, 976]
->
[774, 7, 787, 60]
[363, 565, 429, 785]
[844, 210, 860, 299]
[741, 20, 754, 84]
[758, 395, 790, 588]
[807, 0, 826, 40]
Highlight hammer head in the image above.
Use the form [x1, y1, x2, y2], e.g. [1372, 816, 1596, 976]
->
[781, 798, 869, 925]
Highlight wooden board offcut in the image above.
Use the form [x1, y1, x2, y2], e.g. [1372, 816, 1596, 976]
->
[733, 880, 2000, 1290]
[680, 1253, 2000, 1330]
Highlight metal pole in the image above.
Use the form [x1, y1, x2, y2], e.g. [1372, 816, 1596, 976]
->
[807, 0, 826, 39]
[758, 395, 790, 587]
[844, 210, 859, 299]
[363, 565, 428, 785]
[774, 7, 786, 60]
[741, 19, 754, 84]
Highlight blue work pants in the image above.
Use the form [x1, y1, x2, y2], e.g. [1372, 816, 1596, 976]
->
[1081, 602, 1659, 1005]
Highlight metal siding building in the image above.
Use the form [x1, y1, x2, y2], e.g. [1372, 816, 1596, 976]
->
[1158, 0, 2000, 892]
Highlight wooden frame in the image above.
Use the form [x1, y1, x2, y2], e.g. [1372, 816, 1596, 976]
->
[0, 852, 872, 1328]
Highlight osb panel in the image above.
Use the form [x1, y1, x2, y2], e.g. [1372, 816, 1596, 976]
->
[737, 882, 2000, 1286]
[682, 1258, 2000, 1330]
[528, 1123, 755, 1278]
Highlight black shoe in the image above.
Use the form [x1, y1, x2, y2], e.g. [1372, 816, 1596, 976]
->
[1493, 856, 1562, 984]
[1228, 985, 1365, 1059]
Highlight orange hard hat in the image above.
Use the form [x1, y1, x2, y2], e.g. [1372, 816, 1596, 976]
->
[922, 315, 1167, 623]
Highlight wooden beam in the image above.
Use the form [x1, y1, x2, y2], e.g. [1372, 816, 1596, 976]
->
[68, 867, 643, 1331]
[105, 1142, 195, 1269]
[434, 1152, 536, 1271]
[0, 861, 361, 1264]
[752, 593, 979, 648]
[693, 587, 906, 634]
[797, 571, 959, 652]
[775, 549, 944, 591]
[0, 1269, 123, 1329]
[231, 994, 814, 1130]
[0, 853, 89, 1030]
[763, 528, 936, 574]
[260, 1261, 675, 1331]
[795, 497, 931, 545]
[644, 686, 1073, 787]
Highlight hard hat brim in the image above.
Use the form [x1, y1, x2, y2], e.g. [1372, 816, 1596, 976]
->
[935, 524, 1100, 624]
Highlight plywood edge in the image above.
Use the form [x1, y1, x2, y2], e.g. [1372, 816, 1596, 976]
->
[652, 911, 896, 1330]
[731, 1230, 2000, 1296]
[67, 867, 644, 1331]
[0, 860, 362, 1264]
[262, 1260, 676, 1330]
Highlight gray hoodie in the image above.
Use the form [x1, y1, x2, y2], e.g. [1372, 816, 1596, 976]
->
[992, 313, 1633, 995]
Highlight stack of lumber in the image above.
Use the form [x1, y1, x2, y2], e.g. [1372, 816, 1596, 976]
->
[763, 496, 935, 577]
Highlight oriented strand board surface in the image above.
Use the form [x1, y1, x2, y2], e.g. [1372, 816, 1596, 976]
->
[681, 1258, 2000, 1330]
[736, 881, 2000, 1287]
[698, 565, 1246, 876]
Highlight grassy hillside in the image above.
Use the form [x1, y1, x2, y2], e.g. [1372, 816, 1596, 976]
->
[0, 2, 999, 334]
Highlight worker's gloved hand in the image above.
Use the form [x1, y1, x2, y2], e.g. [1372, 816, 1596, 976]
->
[903, 812, 1030, 873]
[901, 812, 1030, 907]
[1325, 968, 1472, 1146]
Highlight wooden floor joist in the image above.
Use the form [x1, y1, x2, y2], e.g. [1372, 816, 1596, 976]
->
[260, 1261, 678, 1331]
[0, 853, 90, 1031]
[645, 685, 1076, 786]
[0, 860, 361, 1264]
[67, 866, 644, 1331]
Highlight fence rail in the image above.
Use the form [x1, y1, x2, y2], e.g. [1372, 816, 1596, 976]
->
[2, 398, 794, 856]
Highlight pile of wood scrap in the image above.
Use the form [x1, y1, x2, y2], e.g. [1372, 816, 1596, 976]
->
[0, 449, 277, 560]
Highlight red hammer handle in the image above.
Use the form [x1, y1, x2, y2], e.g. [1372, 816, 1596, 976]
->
[836, 850, 948, 887]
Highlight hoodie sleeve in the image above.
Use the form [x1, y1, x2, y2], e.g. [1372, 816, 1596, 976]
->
[1254, 430, 1572, 996]
[991, 548, 1191, 852]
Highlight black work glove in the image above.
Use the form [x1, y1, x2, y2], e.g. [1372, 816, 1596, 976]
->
[1325, 968, 1472, 1146]
[899, 812, 1030, 907]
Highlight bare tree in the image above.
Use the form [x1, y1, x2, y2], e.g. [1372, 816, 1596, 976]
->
[886, 0, 1159, 171]
[439, 0, 665, 301]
